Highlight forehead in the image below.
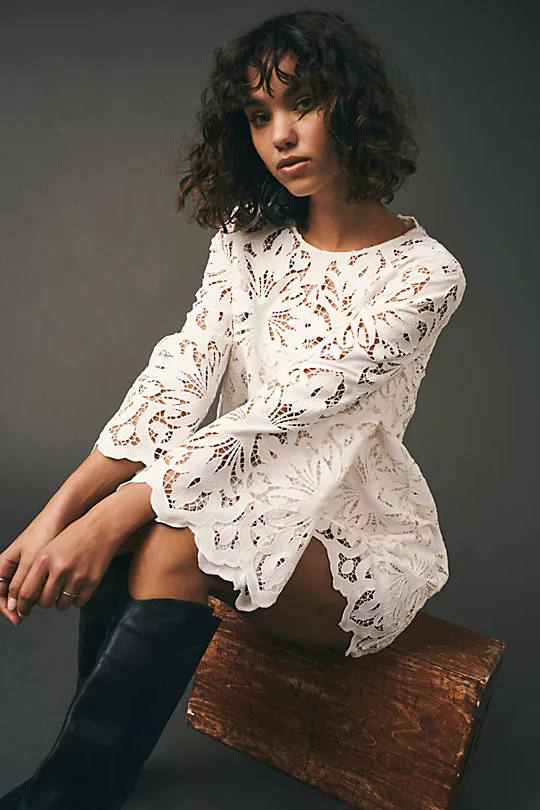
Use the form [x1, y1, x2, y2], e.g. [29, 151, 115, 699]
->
[243, 52, 304, 106]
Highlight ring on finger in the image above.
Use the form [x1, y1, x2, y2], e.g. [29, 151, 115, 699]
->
[0, 576, 12, 583]
[59, 590, 79, 599]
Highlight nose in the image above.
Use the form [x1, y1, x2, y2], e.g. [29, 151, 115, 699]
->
[271, 112, 299, 150]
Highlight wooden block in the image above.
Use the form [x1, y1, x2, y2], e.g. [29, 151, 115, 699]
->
[186, 597, 504, 810]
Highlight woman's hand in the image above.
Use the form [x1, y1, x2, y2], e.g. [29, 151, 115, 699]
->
[1, 482, 155, 626]
[0, 515, 66, 627]
[5, 516, 120, 623]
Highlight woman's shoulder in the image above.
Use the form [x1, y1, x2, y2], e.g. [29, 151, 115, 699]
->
[213, 222, 288, 261]
[412, 222, 465, 278]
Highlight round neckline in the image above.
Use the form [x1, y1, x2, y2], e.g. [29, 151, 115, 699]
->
[290, 214, 424, 256]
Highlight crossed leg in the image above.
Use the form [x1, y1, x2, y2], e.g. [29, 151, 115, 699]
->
[116, 521, 353, 655]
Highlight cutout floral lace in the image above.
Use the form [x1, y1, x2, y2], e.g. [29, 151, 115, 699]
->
[94, 216, 466, 658]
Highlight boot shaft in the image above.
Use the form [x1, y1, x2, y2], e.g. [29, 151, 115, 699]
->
[18, 596, 221, 810]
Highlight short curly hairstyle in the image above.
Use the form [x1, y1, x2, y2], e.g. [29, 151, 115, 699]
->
[175, 8, 420, 234]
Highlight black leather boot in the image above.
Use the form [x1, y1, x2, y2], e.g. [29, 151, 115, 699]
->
[18, 596, 221, 810]
[0, 551, 134, 808]
[74, 551, 133, 688]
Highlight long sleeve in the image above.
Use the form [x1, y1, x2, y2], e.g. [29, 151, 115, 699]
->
[120, 248, 466, 609]
[93, 228, 235, 466]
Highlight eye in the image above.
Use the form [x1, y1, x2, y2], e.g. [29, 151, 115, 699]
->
[295, 95, 313, 113]
[248, 95, 314, 128]
[250, 112, 269, 128]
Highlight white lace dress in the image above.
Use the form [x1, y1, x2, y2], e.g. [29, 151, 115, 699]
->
[93, 214, 467, 658]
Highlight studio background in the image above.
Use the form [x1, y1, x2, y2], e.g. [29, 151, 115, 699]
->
[1, 1, 538, 808]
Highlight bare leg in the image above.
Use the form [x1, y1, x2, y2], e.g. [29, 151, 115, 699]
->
[242, 535, 353, 653]
[113, 524, 153, 556]
[124, 523, 352, 654]
[127, 523, 213, 605]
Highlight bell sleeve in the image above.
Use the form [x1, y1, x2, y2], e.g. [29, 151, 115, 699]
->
[120, 248, 466, 608]
[92, 228, 235, 466]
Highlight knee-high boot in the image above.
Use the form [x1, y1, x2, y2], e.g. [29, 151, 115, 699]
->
[0, 551, 134, 808]
[18, 596, 221, 810]
[74, 551, 134, 688]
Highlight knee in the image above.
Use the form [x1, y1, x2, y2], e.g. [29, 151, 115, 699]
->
[129, 523, 200, 578]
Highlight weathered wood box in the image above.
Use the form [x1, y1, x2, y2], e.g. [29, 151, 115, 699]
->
[187, 597, 504, 810]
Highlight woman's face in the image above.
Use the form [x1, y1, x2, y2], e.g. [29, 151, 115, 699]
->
[243, 52, 344, 198]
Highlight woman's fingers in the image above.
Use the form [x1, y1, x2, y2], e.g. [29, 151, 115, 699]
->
[0, 552, 18, 599]
[0, 593, 22, 626]
[3, 555, 37, 620]
[54, 582, 84, 611]
[0, 598, 21, 625]
[29, 558, 90, 612]
[0, 537, 98, 624]
[28, 557, 77, 611]
[0, 516, 119, 623]
[70, 582, 98, 609]
[13, 556, 49, 619]
[0, 550, 22, 625]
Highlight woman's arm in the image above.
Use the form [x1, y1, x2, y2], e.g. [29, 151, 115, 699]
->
[37, 447, 145, 533]
[92, 228, 235, 467]
[2, 480, 155, 625]
[0, 448, 146, 625]
[0, 228, 237, 623]
[43, 226, 236, 530]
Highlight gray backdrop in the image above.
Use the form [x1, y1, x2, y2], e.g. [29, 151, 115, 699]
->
[1, 1, 538, 808]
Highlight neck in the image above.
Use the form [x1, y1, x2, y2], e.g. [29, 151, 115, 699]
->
[300, 198, 407, 252]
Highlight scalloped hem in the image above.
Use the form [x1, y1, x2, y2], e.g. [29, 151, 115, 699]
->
[92, 438, 150, 466]
[152, 511, 440, 661]
[117, 473, 447, 661]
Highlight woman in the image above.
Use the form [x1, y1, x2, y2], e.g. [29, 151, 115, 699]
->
[0, 9, 467, 809]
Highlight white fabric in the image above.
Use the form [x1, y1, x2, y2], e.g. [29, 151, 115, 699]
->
[93, 214, 466, 658]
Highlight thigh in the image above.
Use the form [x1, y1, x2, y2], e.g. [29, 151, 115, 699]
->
[243, 535, 352, 653]
[116, 521, 224, 595]
[114, 524, 153, 556]
[117, 524, 352, 654]
[212, 535, 352, 654]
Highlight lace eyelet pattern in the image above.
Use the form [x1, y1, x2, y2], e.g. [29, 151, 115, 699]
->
[95, 215, 466, 658]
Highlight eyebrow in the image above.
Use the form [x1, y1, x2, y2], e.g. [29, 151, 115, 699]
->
[243, 81, 306, 109]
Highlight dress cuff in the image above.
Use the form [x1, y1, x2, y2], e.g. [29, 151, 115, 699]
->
[116, 460, 176, 526]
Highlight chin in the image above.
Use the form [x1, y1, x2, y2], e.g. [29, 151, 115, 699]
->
[288, 189, 313, 198]
[279, 179, 316, 197]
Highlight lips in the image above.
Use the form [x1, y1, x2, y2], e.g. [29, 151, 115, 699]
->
[277, 158, 311, 176]
[277, 156, 309, 169]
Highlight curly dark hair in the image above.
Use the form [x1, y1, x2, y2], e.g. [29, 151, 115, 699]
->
[175, 8, 420, 234]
